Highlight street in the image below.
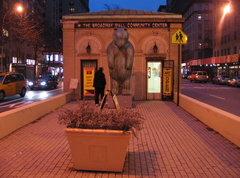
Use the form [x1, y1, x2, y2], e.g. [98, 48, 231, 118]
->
[1, 79, 239, 116]
[181, 79, 240, 116]
[0, 85, 63, 113]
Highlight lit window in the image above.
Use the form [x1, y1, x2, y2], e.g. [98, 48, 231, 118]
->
[55, 54, 59, 61]
[198, 43, 202, 49]
[198, 14, 202, 20]
[12, 57, 17, 63]
[26, 59, 35, 65]
[69, 8, 75, 12]
[2, 28, 8, 37]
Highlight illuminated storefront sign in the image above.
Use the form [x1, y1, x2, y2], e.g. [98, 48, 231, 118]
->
[163, 68, 172, 96]
[84, 68, 95, 96]
[75, 22, 168, 28]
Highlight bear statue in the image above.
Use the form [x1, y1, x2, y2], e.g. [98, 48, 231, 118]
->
[107, 28, 134, 95]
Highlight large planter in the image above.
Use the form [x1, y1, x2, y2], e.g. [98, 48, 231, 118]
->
[65, 128, 132, 172]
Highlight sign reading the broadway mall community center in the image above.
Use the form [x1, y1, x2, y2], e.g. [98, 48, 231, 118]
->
[75, 22, 168, 28]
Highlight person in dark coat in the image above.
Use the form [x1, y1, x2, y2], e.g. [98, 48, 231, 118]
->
[93, 67, 106, 106]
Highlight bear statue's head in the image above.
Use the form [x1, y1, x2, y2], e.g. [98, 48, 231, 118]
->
[112, 28, 129, 49]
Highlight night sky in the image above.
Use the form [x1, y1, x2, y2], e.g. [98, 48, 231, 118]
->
[89, 0, 166, 12]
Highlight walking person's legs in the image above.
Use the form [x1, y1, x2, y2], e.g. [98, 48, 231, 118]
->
[100, 88, 105, 101]
[95, 88, 100, 105]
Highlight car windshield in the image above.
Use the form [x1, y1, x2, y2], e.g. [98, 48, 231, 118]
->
[37, 76, 49, 80]
[0, 76, 4, 83]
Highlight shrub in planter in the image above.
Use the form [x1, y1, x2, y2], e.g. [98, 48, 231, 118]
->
[58, 102, 144, 172]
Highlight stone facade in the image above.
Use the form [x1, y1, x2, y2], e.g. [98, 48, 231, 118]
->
[61, 9, 184, 102]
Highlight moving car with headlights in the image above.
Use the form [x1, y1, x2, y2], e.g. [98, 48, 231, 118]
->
[226, 76, 240, 87]
[212, 75, 230, 85]
[189, 71, 209, 83]
[28, 75, 58, 90]
[0, 72, 27, 101]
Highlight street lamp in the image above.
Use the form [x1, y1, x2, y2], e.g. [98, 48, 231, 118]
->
[1, 3, 23, 72]
[223, 4, 231, 16]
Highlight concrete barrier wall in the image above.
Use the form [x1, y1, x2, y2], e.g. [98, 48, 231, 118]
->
[0, 92, 72, 139]
[179, 94, 240, 147]
[1, 92, 239, 147]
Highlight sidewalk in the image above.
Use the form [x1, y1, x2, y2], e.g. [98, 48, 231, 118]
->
[0, 101, 239, 178]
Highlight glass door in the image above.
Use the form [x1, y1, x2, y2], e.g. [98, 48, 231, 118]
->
[147, 61, 162, 100]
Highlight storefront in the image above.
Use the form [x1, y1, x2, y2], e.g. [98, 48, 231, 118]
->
[61, 10, 184, 102]
[186, 54, 240, 79]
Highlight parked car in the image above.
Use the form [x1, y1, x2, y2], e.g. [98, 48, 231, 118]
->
[0, 72, 27, 101]
[28, 75, 58, 90]
[227, 76, 240, 87]
[212, 75, 230, 84]
[189, 71, 209, 83]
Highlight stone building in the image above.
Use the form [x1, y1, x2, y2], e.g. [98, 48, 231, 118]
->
[61, 9, 184, 103]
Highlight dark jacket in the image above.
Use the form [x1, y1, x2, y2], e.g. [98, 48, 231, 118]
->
[93, 69, 106, 88]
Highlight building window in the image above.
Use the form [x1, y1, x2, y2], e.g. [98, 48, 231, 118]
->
[205, 43, 209, 48]
[205, 14, 209, 20]
[26, 59, 35, 65]
[198, 4, 202, 11]
[69, 1, 74, 6]
[205, 33, 209, 39]
[198, 33, 202, 40]
[69, 8, 75, 12]
[12, 57, 17, 63]
[234, 46, 237, 54]
[198, 23, 202, 30]
[234, 31, 237, 40]
[204, 4, 209, 10]
[198, 52, 202, 59]
[198, 43, 202, 49]
[205, 23, 209, 30]
[198, 14, 202, 20]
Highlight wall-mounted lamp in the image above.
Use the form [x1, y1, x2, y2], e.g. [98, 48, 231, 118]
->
[153, 43, 158, 53]
[86, 43, 91, 53]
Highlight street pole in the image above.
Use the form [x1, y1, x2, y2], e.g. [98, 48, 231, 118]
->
[177, 44, 181, 106]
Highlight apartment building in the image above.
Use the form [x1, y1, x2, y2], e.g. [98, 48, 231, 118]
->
[167, 0, 240, 78]
[41, 0, 89, 77]
[0, 0, 45, 79]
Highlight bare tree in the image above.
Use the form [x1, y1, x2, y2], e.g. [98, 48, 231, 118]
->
[5, 10, 45, 75]
[104, 4, 120, 10]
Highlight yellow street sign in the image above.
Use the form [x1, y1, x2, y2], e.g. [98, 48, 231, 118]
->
[171, 29, 188, 44]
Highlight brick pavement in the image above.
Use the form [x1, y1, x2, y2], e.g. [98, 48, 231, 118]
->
[0, 101, 240, 178]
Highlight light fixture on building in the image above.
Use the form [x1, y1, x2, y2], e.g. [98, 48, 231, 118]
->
[86, 43, 91, 53]
[153, 43, 158, 53]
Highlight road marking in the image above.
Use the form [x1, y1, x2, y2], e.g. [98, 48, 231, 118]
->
[14, 101, 34, 108]
[9, 101, 26, 108]
[209, 94, 225, 100]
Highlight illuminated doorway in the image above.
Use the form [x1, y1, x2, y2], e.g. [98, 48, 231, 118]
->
[147, 61, 162, 100]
